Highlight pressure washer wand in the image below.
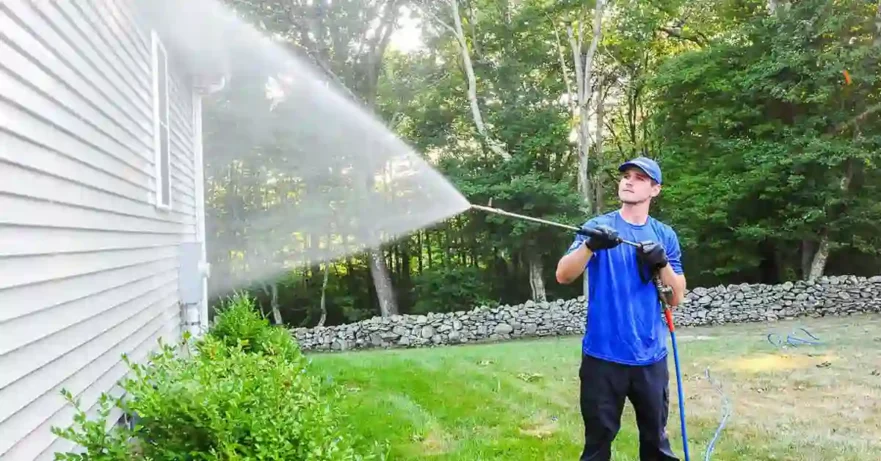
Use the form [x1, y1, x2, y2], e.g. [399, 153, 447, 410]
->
[470, 204, 642, 247]
[471, 204, 581, 232]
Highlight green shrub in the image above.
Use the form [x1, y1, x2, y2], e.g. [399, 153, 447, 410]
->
[207, 292, 271, 351]
[411, 266, 495, 314]
[52, 293, 384, 460]
[52, 391, 134, 461]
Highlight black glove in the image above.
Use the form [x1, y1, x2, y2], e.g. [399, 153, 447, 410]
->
[579, 225, 620, 251]
[637, 240, 668, 270]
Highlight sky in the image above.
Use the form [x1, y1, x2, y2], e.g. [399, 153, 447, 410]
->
[389, 6, 425, 53]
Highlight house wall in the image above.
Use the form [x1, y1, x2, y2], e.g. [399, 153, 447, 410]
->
[0, 0, 201, 459]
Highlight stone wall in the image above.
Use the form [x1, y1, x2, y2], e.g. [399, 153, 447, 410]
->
[291, 275, 881, 352]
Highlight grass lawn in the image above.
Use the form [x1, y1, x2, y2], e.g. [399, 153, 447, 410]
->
[309, 313, 881, 460]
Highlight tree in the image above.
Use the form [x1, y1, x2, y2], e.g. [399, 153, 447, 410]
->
[651, 0, 881, 284]
[414, 0, 513, 161]
[566, 0, 607, 212]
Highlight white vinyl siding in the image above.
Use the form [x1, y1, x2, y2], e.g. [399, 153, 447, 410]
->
[0, 0, 200, 459]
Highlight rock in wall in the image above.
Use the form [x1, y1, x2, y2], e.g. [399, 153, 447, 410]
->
[291, 275, 881, 352]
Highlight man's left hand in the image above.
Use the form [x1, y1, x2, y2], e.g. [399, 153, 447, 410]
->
[637, 241, 668, 270]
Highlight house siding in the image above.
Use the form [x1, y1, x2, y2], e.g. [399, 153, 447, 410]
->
[0, 0, 200, 459]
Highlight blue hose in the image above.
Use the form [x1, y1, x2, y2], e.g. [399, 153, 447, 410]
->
[654, 276, 731, 461]
[670, 330, 735, 461]
[767, 327, 822, 347]
[703, 368, 731, 461]
[669, 328, 690, 461]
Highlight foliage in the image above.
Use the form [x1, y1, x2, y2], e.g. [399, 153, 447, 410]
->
[51, 295, 386, 461]
[650, 0, 881, 285]
[200, 0, 881, 325]
[52, 391, 133, 461]
[411, 265, 496, 314]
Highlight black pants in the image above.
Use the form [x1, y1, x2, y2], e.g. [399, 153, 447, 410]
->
[579, 354, 679, 461]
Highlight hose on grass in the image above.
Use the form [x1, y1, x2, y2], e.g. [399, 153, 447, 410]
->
[767, 328, 822, 347]
[701, 327, 819, 459]
[702, 367, 732, 461]
[665, 310, 734, 461]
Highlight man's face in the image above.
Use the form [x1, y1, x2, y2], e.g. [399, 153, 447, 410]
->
[617, 167, 660, 205]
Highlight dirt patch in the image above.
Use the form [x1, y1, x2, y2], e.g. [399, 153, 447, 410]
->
[518, 411, 560, 439]
[412, 428, 450, 455]
[420, 428, 449, 455]
[723, 352, 839, 373]
[679, 346, 881, 455]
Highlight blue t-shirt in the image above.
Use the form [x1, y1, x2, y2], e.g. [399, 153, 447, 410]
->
[565, 210, 684, 366]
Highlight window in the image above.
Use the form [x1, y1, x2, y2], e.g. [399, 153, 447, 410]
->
[151, 30, 171, 209]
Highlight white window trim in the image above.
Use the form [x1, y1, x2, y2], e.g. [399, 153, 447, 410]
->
[151, 29, 172, 211]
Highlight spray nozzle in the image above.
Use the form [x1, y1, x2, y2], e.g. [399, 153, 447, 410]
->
[576, 226, 641, 248]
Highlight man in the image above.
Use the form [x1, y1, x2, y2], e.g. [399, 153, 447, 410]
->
[555, 156, 687, 461]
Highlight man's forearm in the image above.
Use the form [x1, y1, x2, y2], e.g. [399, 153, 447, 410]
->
[659, 264, 686, 307]
[556, 245, 592, 284]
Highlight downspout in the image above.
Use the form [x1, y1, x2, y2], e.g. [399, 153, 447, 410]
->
[191, 74, 226, 335]
[192, 93, 209, 334]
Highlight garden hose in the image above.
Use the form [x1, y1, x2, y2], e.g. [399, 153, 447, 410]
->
[767, 327, 822, 347]
[703, 367, 731, 461]
[651, 271, 691, 461]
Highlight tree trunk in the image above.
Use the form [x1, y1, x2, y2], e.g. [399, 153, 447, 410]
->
[369, 250, 398, 316]
[549, 16, 575, 115]
[391, 245, 398, 277]
[426, 231, 433, 268]
[444, 228, 451, 265]
[318, 261, 330, 327]
[420, 0, 510, 160]
[875, 0, 881, 47]
[449, 0, 509, 160]
[264, 282, 282, 325]
[568, 0, 606, 212]
[353, 0, 401, 319]
[458, 230, 466, 265]
[576, 105, 592, 211]
[417, 232, 424, 274]
[466, 0, 481, 57]
[362, 161, 398, 319]
[801, 239, 815, 280]
[400, 242, 411, 282]
[594, 72, 606, 213]
[527, 250, 547, 302]
[808, 233, 830, 281]
[345, 256, 358, 297]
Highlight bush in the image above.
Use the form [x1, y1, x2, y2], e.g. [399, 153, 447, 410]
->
[208, 292, 303, 362]
[52, 293, 384, 461]
[411, 266, 495, 314]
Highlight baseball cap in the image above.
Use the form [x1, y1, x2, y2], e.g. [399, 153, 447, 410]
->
[618, 156, 662, 185]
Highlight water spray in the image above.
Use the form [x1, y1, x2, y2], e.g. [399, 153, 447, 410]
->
[470, 202, 693, 461]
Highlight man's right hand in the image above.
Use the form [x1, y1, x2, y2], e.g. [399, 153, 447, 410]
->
[557, 223, 620, 285]
[583, 225, 621, 251]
